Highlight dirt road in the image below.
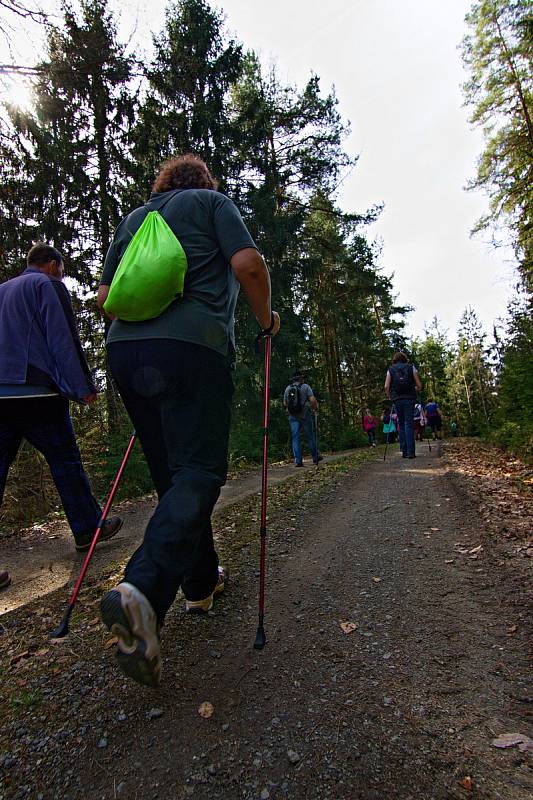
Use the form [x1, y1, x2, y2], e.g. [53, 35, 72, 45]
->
[0, 452, 355, 615]
[1, 443, 531, 799]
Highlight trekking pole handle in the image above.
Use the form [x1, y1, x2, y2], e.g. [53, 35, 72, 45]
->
[257, 312, 276, 337]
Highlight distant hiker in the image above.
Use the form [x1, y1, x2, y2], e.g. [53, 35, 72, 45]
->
[283, 373, 322, 466]
[450, 420, 459, 437]
[381, 407, 396, 443]
[425, 399, 442, 440]
[384, 352, 422, 458]
[0, 244, 123, 561]
[362, 410, 377, 447]
[414, 402, 427, 441]
[98, 154, 280, 687]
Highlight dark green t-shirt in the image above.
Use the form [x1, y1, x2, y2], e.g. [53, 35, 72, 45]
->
[100, 189, 257, 356]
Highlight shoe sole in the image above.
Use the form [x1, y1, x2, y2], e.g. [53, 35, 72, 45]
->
[0, 577, 11, 590]
[100, 590, 161, 688]
[76, 518, 124, 552]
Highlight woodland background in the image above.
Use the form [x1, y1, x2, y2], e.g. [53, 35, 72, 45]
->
[0, 0, 531, 528]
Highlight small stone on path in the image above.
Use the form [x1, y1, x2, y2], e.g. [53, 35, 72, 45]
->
[287, 749, 300, 764]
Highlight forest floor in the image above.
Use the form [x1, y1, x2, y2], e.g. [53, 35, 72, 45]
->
[0, 439, 531, 800]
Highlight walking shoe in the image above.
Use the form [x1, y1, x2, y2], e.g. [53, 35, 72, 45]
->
[100, 582, 161, 687]
[75, 516, 124, 552]
[0, 571, 11, 590]
[295, 462, 304, 467]
[408, 454, 416, 459]
[185, 567, 229, 614]
[313, 455, 324, 465]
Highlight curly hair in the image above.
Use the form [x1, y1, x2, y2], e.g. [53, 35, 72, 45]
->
[392, 351, 408, 363]
[152, 154, 218, 193]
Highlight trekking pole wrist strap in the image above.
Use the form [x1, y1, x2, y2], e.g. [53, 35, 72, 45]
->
[257, 312, 275, 337]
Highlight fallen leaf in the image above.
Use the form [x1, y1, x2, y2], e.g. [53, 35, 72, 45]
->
[506, 624, 518, 634]
[88, 617, 99, 626]
[104, 637, 118, 649]
[10, 651, 30, 665]
[372, 576, 382, 583]
[34, 648, 49, 657]
[430, 527, 440, 531]
[459, 776, 472, 791]
[491, 732, 533, 750]
[468, 545, 482, 554]
[340, 622, 358, 634]
[445, 559, 454, 564]
[198, 701, 214, 718]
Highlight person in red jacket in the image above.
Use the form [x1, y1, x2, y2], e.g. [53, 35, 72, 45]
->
[362, 409, 378, 447]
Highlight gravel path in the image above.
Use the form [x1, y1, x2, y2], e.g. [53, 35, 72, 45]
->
[1, 443, 531, 799]
[0, 451, 355, 615]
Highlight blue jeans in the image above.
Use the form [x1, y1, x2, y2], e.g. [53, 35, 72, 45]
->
[289, 414, 319, 464]
[394, 398, 416, 456]
[0, 396, 102, 541]
[108, 339, 234, 624]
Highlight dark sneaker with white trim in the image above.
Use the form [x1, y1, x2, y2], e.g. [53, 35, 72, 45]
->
[100, 582, 161, 687]
[75, 516, 123, 552]
[185, 566, 229, 614]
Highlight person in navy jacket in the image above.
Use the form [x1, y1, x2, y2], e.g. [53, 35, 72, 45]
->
[0, 243, 122, 559]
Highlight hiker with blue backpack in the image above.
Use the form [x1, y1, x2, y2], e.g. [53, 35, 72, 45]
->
[97, 154, 280, 687]
[283, 373, 322, 467]
[384, 352, 422, 459]
[425, 399, 443, 440]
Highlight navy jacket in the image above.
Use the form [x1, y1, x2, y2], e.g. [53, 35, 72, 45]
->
[0, 267, 96, 402]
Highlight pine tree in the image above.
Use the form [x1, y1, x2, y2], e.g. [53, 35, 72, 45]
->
[462, 0, 533, 286]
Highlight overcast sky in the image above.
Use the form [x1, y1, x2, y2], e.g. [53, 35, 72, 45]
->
[2, 0, 517, 340]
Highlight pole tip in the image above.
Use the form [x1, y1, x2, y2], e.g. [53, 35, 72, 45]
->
[48, 624, 69, 641]
[253, 625, 267, 650]
[49, 605, 73, 640]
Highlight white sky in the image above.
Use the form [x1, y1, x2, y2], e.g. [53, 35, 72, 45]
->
[1, 0, 517, 340]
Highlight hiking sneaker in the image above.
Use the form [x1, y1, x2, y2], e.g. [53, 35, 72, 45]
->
[295, 462, 304, 467]
[75, 516, 124, 552]
[100, 582, 161, 688]
[313, 455, 324, 465]
[0, 571, 11, 590]
[185, 567, 229, 615]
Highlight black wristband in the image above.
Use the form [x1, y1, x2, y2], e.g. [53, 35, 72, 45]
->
[258, 312, 275, 336]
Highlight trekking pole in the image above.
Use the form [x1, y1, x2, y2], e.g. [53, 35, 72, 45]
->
[254, 333, 271, 650]
[49, 432, 137, 640]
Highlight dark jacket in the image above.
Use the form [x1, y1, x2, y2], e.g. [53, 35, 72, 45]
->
[0, 267, 96, 402]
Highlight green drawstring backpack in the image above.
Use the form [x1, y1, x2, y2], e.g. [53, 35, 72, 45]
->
[103, 210, 188, 322]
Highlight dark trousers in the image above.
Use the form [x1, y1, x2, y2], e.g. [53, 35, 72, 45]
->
[0, 396, 101, 540]
[394, 398, 416, 456]
[107, 339, 234, 624]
